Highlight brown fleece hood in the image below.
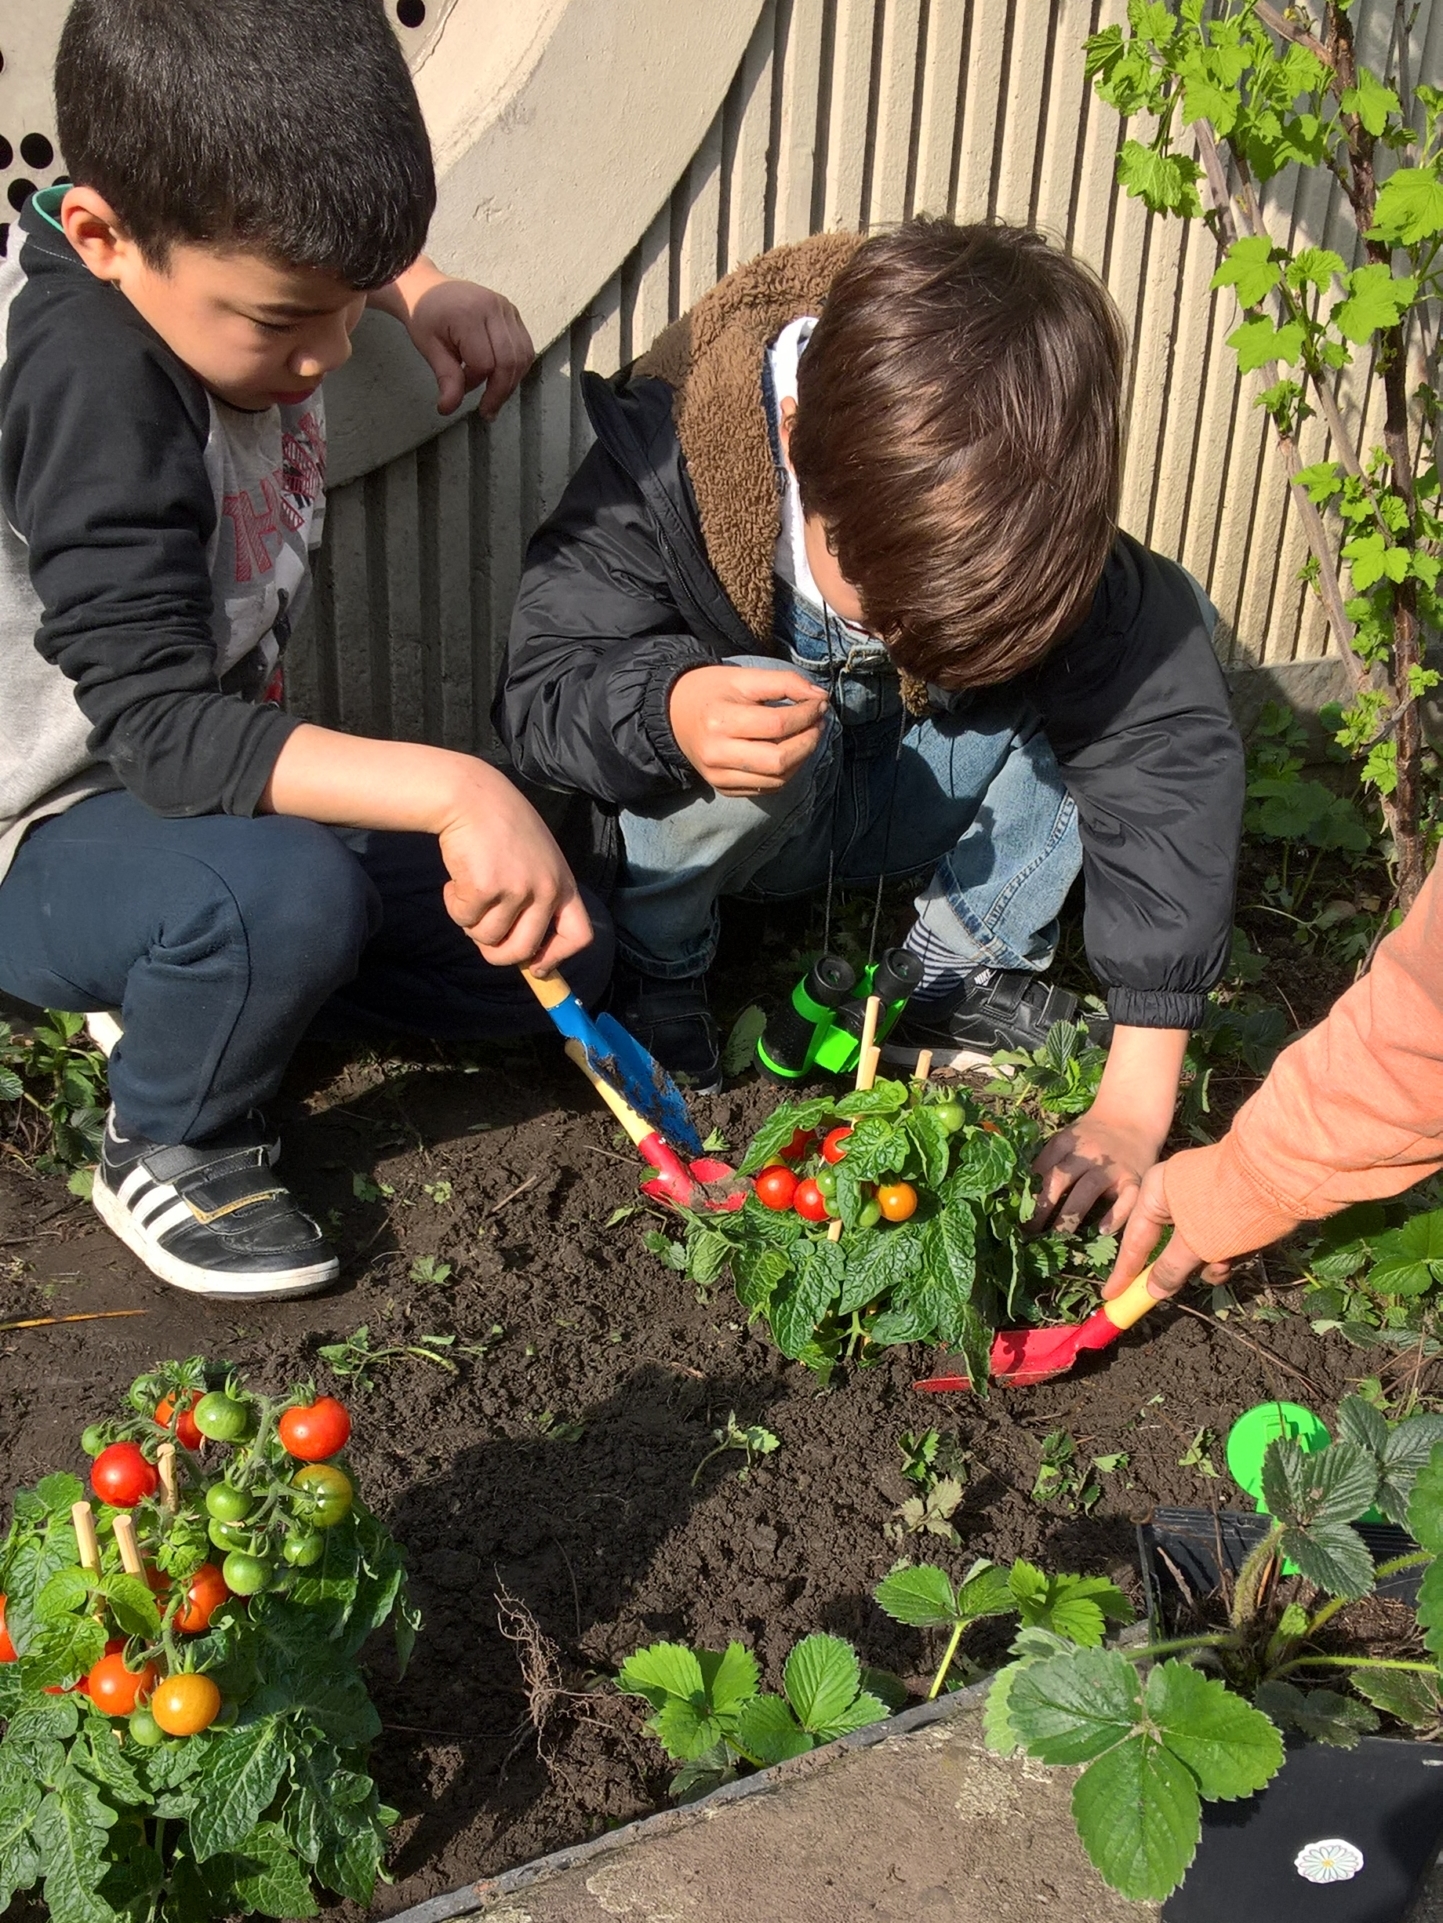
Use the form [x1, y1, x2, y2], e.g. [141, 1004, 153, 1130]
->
[634, 231, 863, 644]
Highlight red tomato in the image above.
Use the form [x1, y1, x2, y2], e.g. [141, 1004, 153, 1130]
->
[0, 1596, 15, 1664]
[277, 1396, 351, 1462]
[778, 1128, 815, 1162]
[821, 1126, 853, 1164]
[175, 1563, 231, 1634]
[793, 1178, 829, 1223]
[755, 1165, 799, 1211]
[91, 1442, 159, 1509]
[87, 1650, 159, 1717]
[154, 1390, 204, 1451]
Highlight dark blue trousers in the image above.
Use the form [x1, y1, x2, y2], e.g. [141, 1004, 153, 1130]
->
[0, 791, 613, 1145]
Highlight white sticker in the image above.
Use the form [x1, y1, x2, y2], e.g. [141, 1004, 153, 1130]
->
[1295, 1839, 1365, 1884]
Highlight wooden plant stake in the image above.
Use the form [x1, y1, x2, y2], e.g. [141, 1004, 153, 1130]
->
[157, 1443, 178, 1513]
[112, 1513, 144, 1579]
[71, 1501, 101, 1575]
[913, 1049, 933, 1083]
[828, 994, 886, 1243]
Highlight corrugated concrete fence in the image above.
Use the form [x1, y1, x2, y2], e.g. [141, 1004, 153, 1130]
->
[2, 0, 1436, 752]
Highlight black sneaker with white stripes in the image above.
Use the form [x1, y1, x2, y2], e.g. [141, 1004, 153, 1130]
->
[92, 1112, 338, 1300]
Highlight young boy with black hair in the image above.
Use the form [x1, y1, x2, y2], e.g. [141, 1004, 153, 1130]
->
[0, 0, 607, 1300]
[496, 221, 1245, 1239]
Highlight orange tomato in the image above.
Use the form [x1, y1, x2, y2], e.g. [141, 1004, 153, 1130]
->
[155, 1390, 204, 1451]
[876, 1181, 918, 1223]
[174, 1563, 231, 1634]
[150, 1672, 222, 1736]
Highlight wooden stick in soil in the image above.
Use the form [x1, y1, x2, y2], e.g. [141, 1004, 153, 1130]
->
[913, 1049, 933, 1084]
[156, 1443, 178, 1513]
[0, 1310, 145, 1332]
[111, 1513, 144, 1579]
[856, 995, 882, 1090]
[71, 1502, 101, 1575]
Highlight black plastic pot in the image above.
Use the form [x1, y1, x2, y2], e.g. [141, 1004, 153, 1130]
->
[1140, 1508, 1441, 1921]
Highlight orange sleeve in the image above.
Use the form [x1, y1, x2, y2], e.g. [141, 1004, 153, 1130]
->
[1161, 859, 1443, 1262]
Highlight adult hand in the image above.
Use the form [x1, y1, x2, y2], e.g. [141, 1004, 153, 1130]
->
[371, 258, 534, 417]
[1029, 1025, 1189, 1237]
[437, 774, 591, 974]
[1100, 1161, 1231, 1301]
[669, 665, 829, 796]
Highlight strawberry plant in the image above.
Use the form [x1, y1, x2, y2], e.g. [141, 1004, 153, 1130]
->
[0, 1356, 418, 1922]
[652, 1078, 1110, 1385]
[616, 1632, 900, 1801]
[983, 1398, 1443, 1901]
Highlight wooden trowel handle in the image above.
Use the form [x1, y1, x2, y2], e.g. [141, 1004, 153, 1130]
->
[521, 967, 571, 1011]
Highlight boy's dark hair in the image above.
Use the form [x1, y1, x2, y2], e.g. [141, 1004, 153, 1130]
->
[790, 218, 1126, 687]
[55, 0, 435, 290]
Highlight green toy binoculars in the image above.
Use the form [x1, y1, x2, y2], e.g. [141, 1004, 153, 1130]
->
[755, 947, 923, 1082]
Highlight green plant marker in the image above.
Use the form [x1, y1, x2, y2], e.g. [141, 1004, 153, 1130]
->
[1227, 1403, 1332, 1575]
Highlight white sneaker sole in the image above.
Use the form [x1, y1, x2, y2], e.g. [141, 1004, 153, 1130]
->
[92, 1178, 338, 1300]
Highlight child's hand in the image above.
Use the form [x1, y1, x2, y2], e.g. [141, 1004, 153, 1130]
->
[436, 773, 591, 974]
[1027, 1024, 1189, 1236]
[370, 258, 534, 418]
[669, 666, 829, 796]
[1100, 1161, 1230, 1302]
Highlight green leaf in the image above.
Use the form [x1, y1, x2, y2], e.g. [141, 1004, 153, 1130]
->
[1116, 139, 1203, 216]
[99, 1573, 162, 1640]
[1335, 263, 1417, 343]
[835, 1115, 907, 1183]
[739, 1098, 837, 1175]
[837, 1221, 920, 1316]
[1008, 1647, 1141, 1765]
[1280, 1518, 1377, 1598]
[5, 1523, 83, 1651]
[1368, 1211, 1443, 1296]
[0, 1769, 43, 1910]
[1351, 1664, 1443, 1728]
[617, 1642, 705, 1709]
[21, 1614, 108, 1693]
[1340, 1402, 1443, 1525]
[1227, 316, 1305, 372]
[1262, 1435, 1378, 1528]
[1254, 1680, 1379, 1748]
[1294, 460, 1342, 505]
[34, 1770, 119, 1923]
[699, 1642, 759, 1715]
[1371, 165, 1443, 245]
[875, 1563, 959, 1629]
[836, 1081, 910, 1119]
[916, 1209, 978, 1345]
[35, 1474, 86, 1516]
[1211, 235, 1280, 309]
[76, 1721, 146, 1806]
[1072, 1735, 1200, 1902]
[188, 1717, 290, 1862]
[769, 1238, 843, 1359]
[230, 1822, 320, 1919]
[1416, 1559, 1443, 1657]
[1288, 248, 1346, 294]
[1008, 1565, 1131, 1648]
[651, 1696, 723, 1762]
[1148, 1662, 1284, 1796]
[37, 1569, 93, 1621]
[820, 1690, 889, 1739]
[954, 1561, 1020, 1626]
[1341, 67, 1400, 137]
[783, 1634, 861, 1735]
[903, 1108, 950, 1189]
[1408, 1442, 1443, 1554]
[315, 1818, 388, 1908]
[944, 1128, 1016, 1200]
[733, 1693, 813, 1766]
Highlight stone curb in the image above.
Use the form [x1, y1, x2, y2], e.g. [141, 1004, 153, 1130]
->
[383, 1677, 991, 1923]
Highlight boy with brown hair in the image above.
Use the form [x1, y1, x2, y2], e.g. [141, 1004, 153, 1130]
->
[496, 219, 1244, 1233]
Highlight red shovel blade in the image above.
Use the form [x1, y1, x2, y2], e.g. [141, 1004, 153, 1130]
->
[915, 1303, 1129, 1393]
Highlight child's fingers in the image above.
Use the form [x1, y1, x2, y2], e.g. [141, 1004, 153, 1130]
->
[725, 669, 828, 710]
[473, 896, 559, 968]
[724, 696, 829, 742]
[528, 893, 595, 975]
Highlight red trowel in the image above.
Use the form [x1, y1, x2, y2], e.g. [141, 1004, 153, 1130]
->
[914, 1268, 1160, 1392]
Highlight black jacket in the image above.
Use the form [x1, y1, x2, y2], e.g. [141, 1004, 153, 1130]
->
[495, 372, 1245, 1032]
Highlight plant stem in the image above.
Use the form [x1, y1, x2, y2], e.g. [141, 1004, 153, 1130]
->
[1230, 1524, 1285, 1630]
[1274, 1653, 1441, 1676]
[1122, 1632, 1239, 1663]
[929, 1621, 966, 1700]
[1307, 1551, 1432, 1635]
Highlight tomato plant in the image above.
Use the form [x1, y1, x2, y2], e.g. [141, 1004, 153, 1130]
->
[645, 1079, 1116, 1384]
[0, 1358, 418, 1921]
[277, 1394, 351, 1461]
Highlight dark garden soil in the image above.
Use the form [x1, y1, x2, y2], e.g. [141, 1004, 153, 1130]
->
[0, 889, 1408, 1917]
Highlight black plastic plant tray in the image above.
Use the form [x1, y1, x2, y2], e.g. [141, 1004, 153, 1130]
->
[1162, 1735, 1443, 1923]
[1138, 1507, 1424, 1631]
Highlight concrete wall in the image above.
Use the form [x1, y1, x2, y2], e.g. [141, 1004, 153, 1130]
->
[2, 0, 1435, 749]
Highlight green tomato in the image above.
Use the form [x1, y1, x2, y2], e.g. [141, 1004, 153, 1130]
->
[813, 1167, 838, 1202]
[203, 1482, 253, 1524]
[192, 1393, 253, 1443]
[127, 1707, 164, 1747]
[220, 1551, 271, 1596]
[933, 1100, 967, 1135]
[207, 1517, 253, 1553]
[291, 1464, 353, 1529]
[282, 1532, 325, 1568]
[857, 1200, 882, 1229]
[80, 1424, 109, 1458]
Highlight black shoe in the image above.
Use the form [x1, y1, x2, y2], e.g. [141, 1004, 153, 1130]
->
[92, 1110, 338, 1300]
[893, 968, 1112, 1058]
[607, 962, 722, 1094]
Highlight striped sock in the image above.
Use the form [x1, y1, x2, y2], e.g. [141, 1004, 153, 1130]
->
[901, 921, 990, 1003]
